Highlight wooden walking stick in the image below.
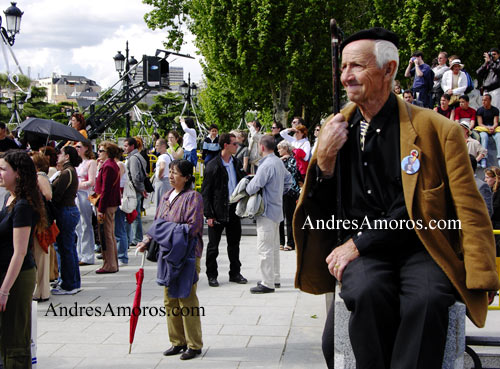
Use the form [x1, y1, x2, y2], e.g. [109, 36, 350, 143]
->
[330, 19, 343, 247]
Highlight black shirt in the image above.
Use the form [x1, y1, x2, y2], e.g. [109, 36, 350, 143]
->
[0, 137, 19, 152]
[0, 198, 37, 274]
[437, 106, 453, 119]
[339, 93, 422, 254]
[477, 106, 500, 126]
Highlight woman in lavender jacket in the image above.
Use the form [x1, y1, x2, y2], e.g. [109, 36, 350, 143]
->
[137, 159, 204, 361]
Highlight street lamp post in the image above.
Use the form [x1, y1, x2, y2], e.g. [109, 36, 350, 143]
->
[179, 73, 197, 117]
[113, 41, 138, 138]
[0, 2, 23, 46]
[65, 103, 77, 119]
[6, 92, 23, 124]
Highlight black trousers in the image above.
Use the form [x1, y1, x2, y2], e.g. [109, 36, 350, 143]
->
[279, 193, 297, 247]
[322, 244, 456, 369]
[205, 204, 242, 279]
[493, 220, 500, 256]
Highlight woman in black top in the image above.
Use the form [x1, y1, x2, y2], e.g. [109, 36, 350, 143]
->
[0, 150, 46, 368]
[51, 146, 82, 295]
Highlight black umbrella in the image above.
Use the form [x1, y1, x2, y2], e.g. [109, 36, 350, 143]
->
[19, 117, 90, 143]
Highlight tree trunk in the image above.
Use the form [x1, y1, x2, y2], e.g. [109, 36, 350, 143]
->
[271, 80, 292, 128]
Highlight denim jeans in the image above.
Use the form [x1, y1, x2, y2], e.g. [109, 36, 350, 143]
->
[76, 190, 95, 264]
[115, 207, 129, 263]
[183, 149, 198, 168]
[54, 206, 81, 291]
[130, 192, 143, 244]
[479, 131, 500, 161]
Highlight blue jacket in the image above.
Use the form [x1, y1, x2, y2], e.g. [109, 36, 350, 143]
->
[147, 218, 198, 298]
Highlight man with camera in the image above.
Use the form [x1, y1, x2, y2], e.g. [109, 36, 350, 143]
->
[404, 50, 434, 108]
[477, 48, 500, 109]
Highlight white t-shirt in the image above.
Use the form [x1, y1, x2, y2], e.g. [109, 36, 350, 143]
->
[168, 189, 181, 203]
[155, 153, 173, 180]
[181, 121, 197, 151]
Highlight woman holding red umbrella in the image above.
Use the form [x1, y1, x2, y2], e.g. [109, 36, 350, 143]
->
[137, 159, 204, 361]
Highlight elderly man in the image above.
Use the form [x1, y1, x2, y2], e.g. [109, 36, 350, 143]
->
[293, 27, 499, 369]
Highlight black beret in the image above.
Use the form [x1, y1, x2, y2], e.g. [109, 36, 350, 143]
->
[340, 27, 399, 53]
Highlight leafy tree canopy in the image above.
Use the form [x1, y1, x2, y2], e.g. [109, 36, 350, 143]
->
[144, 0, 500, 130]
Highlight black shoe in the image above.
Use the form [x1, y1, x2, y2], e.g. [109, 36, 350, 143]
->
[229, 274, 248, 284]
[33, 297, 49, 302]
[180, 348, 202, 360]
[259, 281, 280, 289]
[250, 284, 275, 294]
[96, 254, 103, 260]
[208, 277, 219, 287]
[163, 345, 187, 356]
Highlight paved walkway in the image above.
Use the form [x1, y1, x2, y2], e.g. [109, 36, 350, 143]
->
[34, 201, 500, 368]
[35, 203, 328, 369]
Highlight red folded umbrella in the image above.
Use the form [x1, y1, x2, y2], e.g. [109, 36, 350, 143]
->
[129, 251, 146, 354]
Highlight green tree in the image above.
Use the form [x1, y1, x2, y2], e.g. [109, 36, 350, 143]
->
[144, 0, 500, 128]
[0, 73, 31, 90]
[196, 76, 246, 132]
[144, 0, 347, 127]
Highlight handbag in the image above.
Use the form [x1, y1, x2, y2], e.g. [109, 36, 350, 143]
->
[146, 239, 160, 262]
[144, 176, 154, 193]
[36, 222, 60, 253]
[88, 192, 101, 207]
[137, 153, 154, 193]
[120, 179, 137, 214]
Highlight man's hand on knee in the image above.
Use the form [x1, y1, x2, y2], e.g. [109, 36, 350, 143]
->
[326, 238, 360, 281]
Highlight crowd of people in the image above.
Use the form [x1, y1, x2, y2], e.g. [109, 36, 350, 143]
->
[397, 49, 500, 170]
[0, 110, 319, 365]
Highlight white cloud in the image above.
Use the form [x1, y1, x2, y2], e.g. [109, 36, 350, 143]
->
[0, 0, 203, 88]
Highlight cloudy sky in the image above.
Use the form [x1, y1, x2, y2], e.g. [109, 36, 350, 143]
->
[0, 0, 203, 88]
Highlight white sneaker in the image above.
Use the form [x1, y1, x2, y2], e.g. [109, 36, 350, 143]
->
[51, 287, 81, 295]
[118, 261, 128, 267]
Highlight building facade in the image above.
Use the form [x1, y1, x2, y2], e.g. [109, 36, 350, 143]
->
[34, 74, 102, 105]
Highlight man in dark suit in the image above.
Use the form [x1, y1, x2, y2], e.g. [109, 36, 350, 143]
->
[201, 133, 247, 287]
[294, 28, 499, 369]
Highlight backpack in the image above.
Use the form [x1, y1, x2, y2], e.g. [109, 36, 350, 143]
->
[463, 70, 474, 94]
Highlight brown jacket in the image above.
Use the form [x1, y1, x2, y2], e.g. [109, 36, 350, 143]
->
[293, 96, 500, 327]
